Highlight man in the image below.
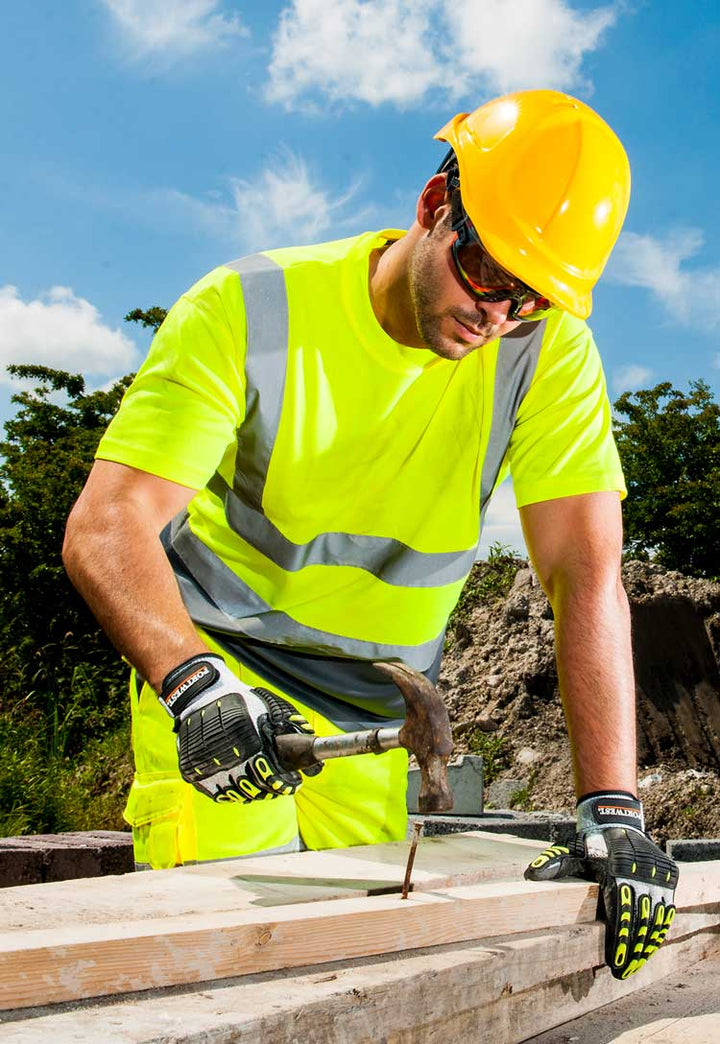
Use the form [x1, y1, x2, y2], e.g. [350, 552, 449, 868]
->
[63, 90, 677, 980]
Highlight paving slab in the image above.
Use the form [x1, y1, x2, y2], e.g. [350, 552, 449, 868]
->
[409, 810, 577, 844]
[666, 838, 720, 862]
[407, 754, 483, 814]
[0, 831, 133, 887]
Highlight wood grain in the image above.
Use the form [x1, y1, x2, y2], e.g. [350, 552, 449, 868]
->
[0, 831, 545, 932]
[0, 878, 598, 1010]
[0, 834, 717, 1015]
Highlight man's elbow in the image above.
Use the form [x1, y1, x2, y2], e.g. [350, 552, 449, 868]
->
[62, 495, 92, 582]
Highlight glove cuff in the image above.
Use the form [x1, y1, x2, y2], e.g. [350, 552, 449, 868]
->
[577, 791, 645, 834]
[159, 654, 226, 717]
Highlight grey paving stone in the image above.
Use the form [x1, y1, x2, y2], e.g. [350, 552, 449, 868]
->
[408, 811, 577, 844]
[667, 838, 720, 862]
[406, 755, 483, 815]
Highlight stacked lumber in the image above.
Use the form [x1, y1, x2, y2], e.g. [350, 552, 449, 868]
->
[0, 831, 718, 1042]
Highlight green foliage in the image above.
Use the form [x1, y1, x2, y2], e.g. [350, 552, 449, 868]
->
[453, 542, 522, 620]
[0, 711, 132, 836]
[614, 380, 720, 578]
[0, 365, 134, 835]
[507, 767, 539, 812]
[466, 730, 508, 784]
[124, 306, 167, 333]
[446, 542, 523, 652]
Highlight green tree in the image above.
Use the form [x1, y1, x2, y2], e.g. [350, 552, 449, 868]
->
[124, 306, 167, 333]
[0, 366, 133, 753]
[614, 379, 720, 578]
[0, 305, 166, 833]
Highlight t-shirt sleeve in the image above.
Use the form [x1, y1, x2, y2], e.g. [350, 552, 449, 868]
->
[507, 312, 626, 508]
[96, 268, 247, 490]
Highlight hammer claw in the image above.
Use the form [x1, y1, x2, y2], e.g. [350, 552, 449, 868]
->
[374, 660, 454, 814]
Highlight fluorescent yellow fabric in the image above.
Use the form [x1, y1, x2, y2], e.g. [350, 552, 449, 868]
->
[126, 631, 408, 868]
[103, 229, 624, 862]
[98, 230, 624, 660]
[504, 309, 626, 506]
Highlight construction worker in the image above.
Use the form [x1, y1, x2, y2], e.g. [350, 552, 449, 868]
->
[63, 90, 677, 980]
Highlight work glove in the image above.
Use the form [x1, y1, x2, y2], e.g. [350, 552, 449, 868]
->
[524, 791, 679, 980]
[159, 653, 322, 803]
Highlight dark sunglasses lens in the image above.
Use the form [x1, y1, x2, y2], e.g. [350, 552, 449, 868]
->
[454, 239, 501, 289]
[453, 236, 551, 316]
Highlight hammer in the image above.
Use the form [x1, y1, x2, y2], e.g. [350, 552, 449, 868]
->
[273, 660, 454, 813]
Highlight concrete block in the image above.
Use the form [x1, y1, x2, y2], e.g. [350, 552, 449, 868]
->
[0, 846, 44, 888]
[406, 755, 483, 815]
[667, 838, 720, 862]
[0, 831, 134, 887]
[409, 811, 576, 845]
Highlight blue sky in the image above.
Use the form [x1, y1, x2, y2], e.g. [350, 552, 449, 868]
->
[1, 0, 718, 553]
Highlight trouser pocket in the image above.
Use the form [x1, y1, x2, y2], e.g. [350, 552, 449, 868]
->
[124, 775, 185, 869]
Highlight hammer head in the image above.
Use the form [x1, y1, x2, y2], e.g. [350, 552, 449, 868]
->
[374, 660, 454, 814]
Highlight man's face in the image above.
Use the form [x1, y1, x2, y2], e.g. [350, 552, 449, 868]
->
[408, 206, 525, 361]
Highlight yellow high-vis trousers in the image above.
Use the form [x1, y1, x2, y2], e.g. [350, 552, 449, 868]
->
[124, 632, 408, 869]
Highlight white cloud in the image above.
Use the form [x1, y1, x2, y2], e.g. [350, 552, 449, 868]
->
[103, 0, 248, 62]
[153, 149, 366, 251]
[268, 0, 443, 108]
[478, 479, 527, 559]
[266, 0, 617, 109]
[0, 286, 140, 386]
[445, 0, 616, 96]
[611, 364, 653, 395]
[608, 228, 720, 327]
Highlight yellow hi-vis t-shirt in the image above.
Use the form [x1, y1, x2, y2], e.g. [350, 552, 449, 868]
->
[97, 229, 625, 723]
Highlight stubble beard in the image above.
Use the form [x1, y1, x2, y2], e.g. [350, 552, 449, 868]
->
[408, 233, 499, 360]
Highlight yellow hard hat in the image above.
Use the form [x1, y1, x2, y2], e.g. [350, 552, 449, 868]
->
[435, 90, 631, 318]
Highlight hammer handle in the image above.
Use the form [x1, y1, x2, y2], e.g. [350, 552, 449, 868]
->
[275, 727, 401, 771]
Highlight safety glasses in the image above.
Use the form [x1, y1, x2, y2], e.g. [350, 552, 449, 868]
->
[440, 153, 552, 320]
[451, 213, 552, 320]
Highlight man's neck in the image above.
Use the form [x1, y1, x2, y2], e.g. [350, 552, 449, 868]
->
[368, 230, 425, 349]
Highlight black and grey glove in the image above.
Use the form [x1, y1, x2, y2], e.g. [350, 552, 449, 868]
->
[159, 653, 322, 803]
[524, 791, 679, 979]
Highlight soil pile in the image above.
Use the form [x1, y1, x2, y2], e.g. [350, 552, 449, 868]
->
[439, 558, 720, 842]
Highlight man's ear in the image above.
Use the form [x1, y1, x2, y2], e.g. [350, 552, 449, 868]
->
[416, 173, 451, 231]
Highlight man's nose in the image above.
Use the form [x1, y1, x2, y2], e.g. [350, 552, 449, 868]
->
[476, 297, 513, 324]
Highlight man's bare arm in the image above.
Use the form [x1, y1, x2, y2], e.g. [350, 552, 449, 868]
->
[519, 491, 637, 798]
[62, 459, 210, 692]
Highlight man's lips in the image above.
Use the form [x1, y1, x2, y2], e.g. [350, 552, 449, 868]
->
[453, 316, 494, 342]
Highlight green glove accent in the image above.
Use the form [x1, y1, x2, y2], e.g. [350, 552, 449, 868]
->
[525, 791, 679, 980]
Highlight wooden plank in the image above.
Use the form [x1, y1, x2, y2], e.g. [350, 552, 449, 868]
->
[0, 837, 716, 1015]
[2, 857, 718, 1013]
[0, 912, 716, 1042]
[498, 924, 720, 1044]
[0, 831, 546, 932]
[0, 877, 599, 1010]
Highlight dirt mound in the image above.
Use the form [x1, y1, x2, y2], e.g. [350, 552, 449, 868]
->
[439, 558, 720, 842]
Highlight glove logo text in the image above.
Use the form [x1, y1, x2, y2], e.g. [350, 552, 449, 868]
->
[597, 804, 642, 821]
[164, 665, 211, 709]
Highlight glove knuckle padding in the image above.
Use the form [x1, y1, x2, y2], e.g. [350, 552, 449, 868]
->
[605, 827, 679, 889]
[160, 654, 319, 803]
[177, 693, 261, 780]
